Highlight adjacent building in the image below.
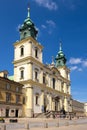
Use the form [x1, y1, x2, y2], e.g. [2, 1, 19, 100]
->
[13, 7, 71, 117]
[84, 102, 87, 116]
[0, 70, 23, 117]
[72, 99, 85, 117]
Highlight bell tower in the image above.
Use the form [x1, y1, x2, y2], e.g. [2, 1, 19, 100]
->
[55, 42, 70, 80]
[13, 7, 43, 117]
[55, 42, 67, 67]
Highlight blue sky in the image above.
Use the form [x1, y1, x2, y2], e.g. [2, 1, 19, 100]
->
[0, 0, 87, 102]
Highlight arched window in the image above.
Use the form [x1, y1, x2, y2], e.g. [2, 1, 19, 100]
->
[24, 32, 27, 38]
[20, 67, 24, 79]
[20, 45, 24, 56]
[35, 93, 39, 105]
[35, 47, 38, 58]
[34, 68, 39, 82]
[53, 78, 55, 89]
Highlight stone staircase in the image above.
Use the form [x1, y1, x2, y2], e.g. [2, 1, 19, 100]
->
[35, 111, 60, 118]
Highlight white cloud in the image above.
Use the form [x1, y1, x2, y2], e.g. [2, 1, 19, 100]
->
[41, 25, 47, 29]
[70, 66, 83, 72]
[34, 0, 58, 10]
[41, 20, 56, 34]
[70, 66, 78, 71]
[69, 58, 82, 64]
[78, 68, 83, 72]
[82, 60, 87, 67]
[68, 57, 87, 72]
[58, 0, 79, 10]
[46, 20, 56, 27]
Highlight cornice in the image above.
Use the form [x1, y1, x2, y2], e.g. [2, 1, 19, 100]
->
[13, 56, 44, 67]
[14, 37, 43, 50]
[19, 79, 71, 97]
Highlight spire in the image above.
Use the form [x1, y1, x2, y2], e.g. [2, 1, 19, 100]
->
[27, 7, 30, 18]
[27, 1, 30, 18]
[19, 5, 38, 40]
[51, 56, 55, 66]
[55, 42, 67, 67]
[59, 41, 62, 51]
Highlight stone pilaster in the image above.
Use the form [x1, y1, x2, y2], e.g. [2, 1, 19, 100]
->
[28, 40, 32, 56]
[25, 86, 33, 117]
[52, 98, 55, 111]
[59, 98, 63, 110]
[64, 83, 67, 93]
[28, 62, 33, 80]
[49, 93, 52, 111]
[40, 90, 44, 112]
[64, 96, 68, 112]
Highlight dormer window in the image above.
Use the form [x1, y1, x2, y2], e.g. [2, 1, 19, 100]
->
[20, 46, 24, 56]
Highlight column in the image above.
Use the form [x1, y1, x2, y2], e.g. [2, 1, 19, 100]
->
[59, 98, 63, 110]
[29, 41, 32, 56]
[57, 101, 60, 111]
[52, 98, 55, 111]
[40, 68, 43, 84]
[64, 96, 68, 112]
[40, 90, 44, 112]
[64, 83, 67, 93]
[46, 93, 51, 111]
[25, 85, 33, 117]
[27, 62, 33, 80]
[14, 66, 17, 81]
[49, 93, 52, 111]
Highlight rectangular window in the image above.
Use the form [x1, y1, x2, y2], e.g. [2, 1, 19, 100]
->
[35, 71, 38, 80]
[36, 95, 39, 105]
[53, 78, 55, 89]
[20, 70, 24, 79]
[16, 95, 20, 103]
[35, 49, 38, 58]
[6, 93, 11, 102]
[20, 47, 24, 56]
[43, 76, 45, 84]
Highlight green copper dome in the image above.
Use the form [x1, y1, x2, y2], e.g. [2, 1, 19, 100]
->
[55, 43, 67, 67]
[19, 7, 38, 40]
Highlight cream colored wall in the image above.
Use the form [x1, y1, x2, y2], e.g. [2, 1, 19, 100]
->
[14, 40, 43, 63]
[32, 43, 42, 63]
[72, 100, 84, 115]
[14, 41, 31, 60]
[13, 38, 71, 117]
[33, 87, 42, 113]
[58, 68, 67, 79]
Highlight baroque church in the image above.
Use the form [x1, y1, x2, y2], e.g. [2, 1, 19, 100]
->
[13, 7, 71, 117]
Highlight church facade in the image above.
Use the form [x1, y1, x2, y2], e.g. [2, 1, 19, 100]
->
[13, 7, 71, 117]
